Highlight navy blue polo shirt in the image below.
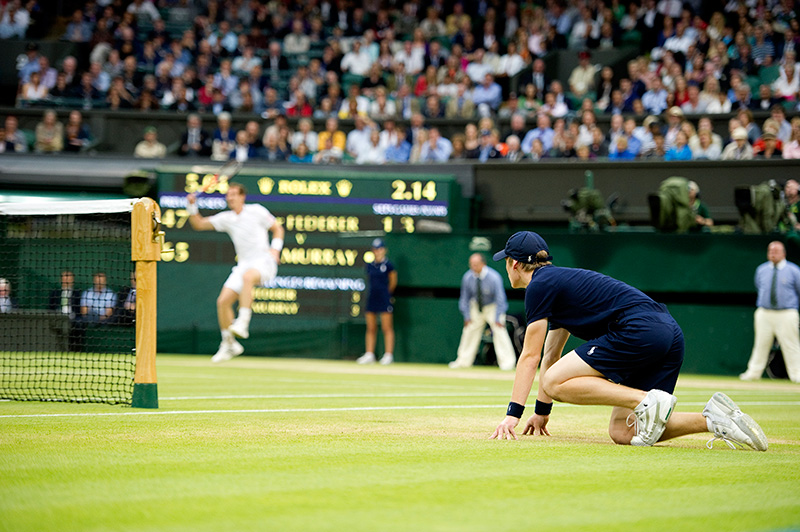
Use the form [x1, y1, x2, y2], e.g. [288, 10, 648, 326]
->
[525, 266, 665, 340]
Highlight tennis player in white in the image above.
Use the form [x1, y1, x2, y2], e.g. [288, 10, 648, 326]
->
[187, 183, 285, 362]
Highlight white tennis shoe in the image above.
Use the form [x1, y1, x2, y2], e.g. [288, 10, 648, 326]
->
[228, 318, 250, 339]
[356, 352, 376, 364]
[628, 389, 677, 447]
[379, 353, 393, 365]
[211, 339, 244, 363]
[703, 392, 768, 451]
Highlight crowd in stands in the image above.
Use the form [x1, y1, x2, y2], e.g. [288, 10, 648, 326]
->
[2, 0, 800, 162]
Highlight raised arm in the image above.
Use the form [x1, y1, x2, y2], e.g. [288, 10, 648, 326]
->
[186, 193, 215, 231]
[269, 219, 285, 264]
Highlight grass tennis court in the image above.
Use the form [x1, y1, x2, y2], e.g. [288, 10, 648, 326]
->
[2, 355, 799, 532]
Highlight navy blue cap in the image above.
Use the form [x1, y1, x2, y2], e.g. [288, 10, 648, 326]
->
[492, 231, 552, 263]
[371, 238, 386, 249]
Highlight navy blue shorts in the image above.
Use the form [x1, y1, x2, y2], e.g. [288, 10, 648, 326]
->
[574, 312, 684, 393]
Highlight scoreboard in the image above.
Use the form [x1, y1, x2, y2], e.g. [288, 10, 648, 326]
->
[154, 165, 465, 342]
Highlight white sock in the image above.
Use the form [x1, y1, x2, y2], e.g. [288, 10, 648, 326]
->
[221, 329, 233, 342]
[237, 307, 252, 324]
[383, 352, 393, 358]
[365, 351, 375, 357]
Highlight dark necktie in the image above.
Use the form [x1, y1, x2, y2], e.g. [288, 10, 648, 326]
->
[476, 276, 483, 311]
[770, 266, 778, 308]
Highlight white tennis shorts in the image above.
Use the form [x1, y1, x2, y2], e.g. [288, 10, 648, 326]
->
[223, 258, 277, 294]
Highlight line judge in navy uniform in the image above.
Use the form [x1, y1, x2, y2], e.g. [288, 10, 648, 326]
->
[740, 241, 800, 383]
[357, 238, 397, 365]
[449, 253, 517, 371]
[489, 231, 768, 451]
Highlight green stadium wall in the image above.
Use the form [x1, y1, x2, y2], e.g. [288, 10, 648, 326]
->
[154, 230, 781, 376]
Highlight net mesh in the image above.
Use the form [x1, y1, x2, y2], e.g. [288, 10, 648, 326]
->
[0, 208, 136, 405]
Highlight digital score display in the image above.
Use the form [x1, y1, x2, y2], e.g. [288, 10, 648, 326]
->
[155, 166, 463, 323]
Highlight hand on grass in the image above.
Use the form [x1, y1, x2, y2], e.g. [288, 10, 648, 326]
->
[522, 414, 550, 436]
[489, 415, 520, 440]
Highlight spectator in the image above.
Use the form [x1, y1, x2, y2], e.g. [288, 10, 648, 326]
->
[477, 130, 501, 162]
[290, 118, 318, 154]
[750, 84, 781, 112]
[63, 110, 91, 153]
[34, 110, 63, 153]
[664, 131, 692, 161]
[522, 113, 555, 154]
[418, 127, 453, 162]
[384, 125, 411, 163]
[783, 118, 800, 159]
[773, 50, 799, 101]
[0, 1, 30, 39]
[179, 113, 211, 157]
[568, 50, 597, 99]
[48, 269, 83, 350]
[505, 135, 526, 162]
[126, 0, 160, 23]
[341, 39, 373, 77]
[770, 105, 792, 143]
[317, 117, 346, 154]
[0, 278, 17, 313]
[210, 112, 236, 162]
[721, 127, 754, 160]
[114, 271, 136, 326]
[588, 125, 610, 157]
[289, 142, 313, 164]
[691, 130, 721, 160]
[18, 70, 47, 103]
[63, 9, 92, 42]
[642, 75, 669, 115]
[3, 115, 27, 152]
[755, 131, 783, 159]
[394, 39, 425, 77]
[664, 106, 684, 148]
[345, 115, 373, 160]
[133, 126, 166, 158]
[356, 129, 386, 165]
[229, 130, 257, 162]
[262, 131, 288, 161]
[681, 82, 707, 114]
[313, 135, 343, 164]
[738, 108, 762, 144]
[80, 272, 116, 324]
[283, 19, 310, 56]
[608, 136, 637, 160]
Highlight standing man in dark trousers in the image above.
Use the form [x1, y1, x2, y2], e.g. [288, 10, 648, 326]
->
[740, 241, 800, 383]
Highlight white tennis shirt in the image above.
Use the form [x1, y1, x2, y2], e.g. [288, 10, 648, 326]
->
[209, 204, 276, 264]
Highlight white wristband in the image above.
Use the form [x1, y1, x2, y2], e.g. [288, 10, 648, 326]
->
[186, 203, 199, 215]
[270, 238, 284, 251]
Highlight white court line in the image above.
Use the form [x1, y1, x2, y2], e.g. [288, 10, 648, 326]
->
[2, 401, 800, 419]
[160, 392, 506, 400]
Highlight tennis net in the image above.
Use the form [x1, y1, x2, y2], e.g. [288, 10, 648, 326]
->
[0, 199, 150, 405]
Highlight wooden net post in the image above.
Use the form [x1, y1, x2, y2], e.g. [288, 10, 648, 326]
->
[130, 198, 163, 408]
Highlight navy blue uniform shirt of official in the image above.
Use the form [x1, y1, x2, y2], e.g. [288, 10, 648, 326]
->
[495, 231, 684, 393]
[365, 259, 395, 313]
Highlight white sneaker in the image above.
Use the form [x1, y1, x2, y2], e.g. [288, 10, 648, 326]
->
[228, 319, 249, 339]
[356, 352, 376, 364]
[628, 389, 677, 447]
[211, 339, 244, 363]
[738, 372, 760, 381]
[379, 353, 393, 365]
[703, 392, 768, 451]
[448, 361, 468, 369]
